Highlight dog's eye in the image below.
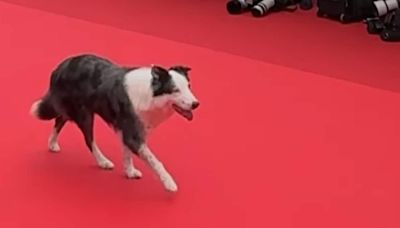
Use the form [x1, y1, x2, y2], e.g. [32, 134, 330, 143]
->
[172, 88, 180, 93]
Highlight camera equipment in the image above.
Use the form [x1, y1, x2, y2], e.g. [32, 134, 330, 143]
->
[381, 8, 400, 41]
[227, 0, 252, 14]
[251, 0, 276, 16]
[251, 0, 297, 17]
[365, 8, 400, 41]
[373, 0, 400, 16]
[299, 0, 313, 10]
[366, 17, 386, 34]
[380, 29, 400, 40]
[317, 0, 375, 23]
[226, 0, 311, 17]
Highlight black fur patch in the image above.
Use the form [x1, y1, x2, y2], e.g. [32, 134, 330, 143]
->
[37, 54, 146, 154]
[151, 66, 176, 97]
[169, 65, 191, 81]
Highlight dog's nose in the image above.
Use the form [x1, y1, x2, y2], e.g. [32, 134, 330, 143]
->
[191, 101, 200, 110]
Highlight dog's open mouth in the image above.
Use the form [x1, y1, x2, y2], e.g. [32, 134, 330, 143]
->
[172, 104, 193, 121]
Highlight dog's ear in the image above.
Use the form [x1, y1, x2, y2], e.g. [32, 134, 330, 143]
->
[169, 65, 191, 76]
[151, 65, 171, 82]
[151, 65, 173, 96]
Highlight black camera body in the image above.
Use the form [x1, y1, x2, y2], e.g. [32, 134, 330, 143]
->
[226, 0, 252, 14]
[366, 18, 386, 34]
[365, 8, 400, 41]
[380, 29, 400, 41]
[381, 8, 400, 41]
[251, 0, 298, 17]
[226, 0, 312, 17]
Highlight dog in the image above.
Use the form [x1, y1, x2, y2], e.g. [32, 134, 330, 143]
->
[30, 54, 200, 192]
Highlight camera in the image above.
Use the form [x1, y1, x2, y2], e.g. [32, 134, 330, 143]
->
[366, 17, 386, 34]
[251, 0, 277, 16]
[226, 0, 251, 14]
[373, 0, 400, 16]
[251, 0, 298, 17]
[226, 0, 310, 17]
[380, 29, 400, 41]
[365, 8, 400, 41]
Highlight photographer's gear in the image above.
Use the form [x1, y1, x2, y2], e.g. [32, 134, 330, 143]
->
[366, 18, 386, 34]
[299, 0, 313, 10]
[251, 0, 298, 17]
[317, 0, 375, 23]
[381, 29, 400, 40]
[251, 0, 276, 16]
[365, 8, 400, 41]
[226, 0, 310, 16]
[373, 0, 400, 16]
[227, 0, 254, 14]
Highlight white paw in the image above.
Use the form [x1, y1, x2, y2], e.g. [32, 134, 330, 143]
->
[97, 159, 114, 170]
[162, 176, 178, 192]
[125, 168, 143, 179]
[48, 142, 61, 152]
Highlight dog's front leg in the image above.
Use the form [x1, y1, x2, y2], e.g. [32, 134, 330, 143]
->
[122, 145, 143, 179]
[117, 132, 143, 179]
[119, 120, 177, 192]
[138, 144, 178, 192]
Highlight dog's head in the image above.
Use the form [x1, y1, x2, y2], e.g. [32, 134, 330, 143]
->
[150, 65, 199, 121]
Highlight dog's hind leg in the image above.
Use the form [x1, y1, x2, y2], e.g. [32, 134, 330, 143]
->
[48, 116, 67, 152]
[74, 112, 114, 170]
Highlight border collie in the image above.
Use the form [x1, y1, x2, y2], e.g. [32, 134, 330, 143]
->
[30, 54, 199, 192]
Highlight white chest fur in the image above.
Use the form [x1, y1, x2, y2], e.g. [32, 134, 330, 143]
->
[137, 106, 174, 130]
[123, 68, 176, 130]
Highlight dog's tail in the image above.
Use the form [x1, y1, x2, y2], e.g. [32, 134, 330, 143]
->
[30, 95, 58, 120]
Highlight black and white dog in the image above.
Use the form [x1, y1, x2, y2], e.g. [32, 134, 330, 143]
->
[30, 54, 200, 192]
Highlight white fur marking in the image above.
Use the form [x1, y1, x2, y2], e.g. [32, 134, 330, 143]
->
[117, 131, 142, 178]
[30, 100, 42, 117]
[138, 144, 178, 192]
[169, 70, 198, 110]
[48, 128, 61, 152]
[124, 68, 154, 111]
[92, 142, 114, 169]
[123, 145, 142, 179]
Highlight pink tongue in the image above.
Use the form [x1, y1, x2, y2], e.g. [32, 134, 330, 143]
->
[183, 111, 193, 121]
[173, 105, 194, 121]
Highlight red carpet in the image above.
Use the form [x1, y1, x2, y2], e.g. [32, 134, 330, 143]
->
[1, 2, 400, 228]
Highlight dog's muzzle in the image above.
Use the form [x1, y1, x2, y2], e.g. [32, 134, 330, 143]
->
[173, 101, 200, 121]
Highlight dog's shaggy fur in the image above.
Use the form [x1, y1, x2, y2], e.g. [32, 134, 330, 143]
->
[30, 54, 199, 192]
